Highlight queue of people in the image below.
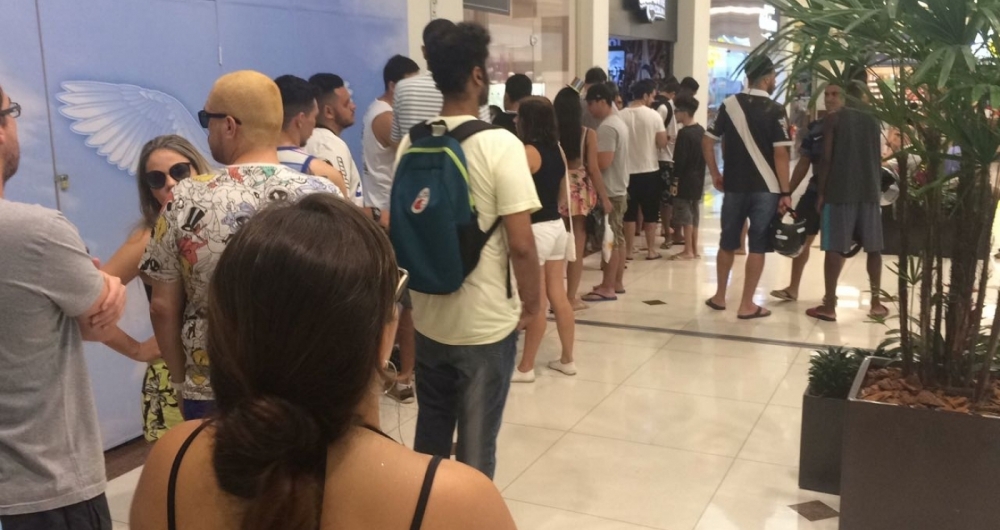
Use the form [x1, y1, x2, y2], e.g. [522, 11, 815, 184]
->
[0, 17, 890, 530]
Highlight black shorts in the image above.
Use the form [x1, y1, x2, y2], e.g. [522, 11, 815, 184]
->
[795, 189, 821, 236]
[0, 494, 111, 530]
[624, 171, 664, 224]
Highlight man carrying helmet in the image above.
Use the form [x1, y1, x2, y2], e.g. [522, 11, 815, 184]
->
[807, 76, 889, 322]
[770, 83, 844, 302]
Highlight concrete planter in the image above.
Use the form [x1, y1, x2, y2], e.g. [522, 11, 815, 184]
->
[839, 357, 1000, 530]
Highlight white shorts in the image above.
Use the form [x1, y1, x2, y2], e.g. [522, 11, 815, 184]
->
[532, 219, 568, 265]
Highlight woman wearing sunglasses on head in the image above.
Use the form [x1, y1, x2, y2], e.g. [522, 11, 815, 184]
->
[100, 134, 213, 441]
[129, 194, 516, 530]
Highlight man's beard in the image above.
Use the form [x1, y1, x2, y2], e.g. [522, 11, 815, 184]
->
[2, 144, 19, 183]
[478, 82, 489, 107]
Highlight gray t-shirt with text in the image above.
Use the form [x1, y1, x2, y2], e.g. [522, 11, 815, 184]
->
[597, 113, 631, 197]
[0, 200, 106, 515]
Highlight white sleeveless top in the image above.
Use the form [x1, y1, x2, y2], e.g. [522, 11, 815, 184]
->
[361, 99, 395, 211]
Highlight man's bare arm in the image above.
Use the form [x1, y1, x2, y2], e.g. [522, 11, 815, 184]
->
[308, 159, 349, 197]
[504, 211, 541, 331]
[148, 280, 186, 386]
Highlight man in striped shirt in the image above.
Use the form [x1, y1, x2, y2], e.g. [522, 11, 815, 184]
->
[390, 19, 490, 144]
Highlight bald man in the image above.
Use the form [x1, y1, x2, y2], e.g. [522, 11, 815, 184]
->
[141, 70, 342, 419]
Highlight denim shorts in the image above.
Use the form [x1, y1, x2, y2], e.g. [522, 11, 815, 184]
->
[720, 192, 780, 254]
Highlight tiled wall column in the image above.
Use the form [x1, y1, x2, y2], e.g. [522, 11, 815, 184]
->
[673, 0, 711, 124]
[575, 0, 610, 76]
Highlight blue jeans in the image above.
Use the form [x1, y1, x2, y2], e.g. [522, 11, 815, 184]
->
[182, 399, 215, 420]
[413, 331, 517, 479]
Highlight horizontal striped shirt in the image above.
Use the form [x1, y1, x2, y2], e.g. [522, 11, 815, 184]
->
[391, 71, 491, 143]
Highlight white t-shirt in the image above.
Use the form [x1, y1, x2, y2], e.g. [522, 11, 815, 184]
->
[361, 99, 395, 211]
[306, 127, 364, 206]
[620, 105, 666, 174]
[657, 101, 679, 162]
[394, 115, 541, 346]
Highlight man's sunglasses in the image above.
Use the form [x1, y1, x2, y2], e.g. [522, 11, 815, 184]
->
[198, 110, 242, 128]
[143, 162, 192, 190]
[0, 102, 21, 119]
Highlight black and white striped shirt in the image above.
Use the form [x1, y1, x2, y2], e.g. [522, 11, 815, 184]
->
[390, 72, 491, 143]
[706, 88, 793, 193]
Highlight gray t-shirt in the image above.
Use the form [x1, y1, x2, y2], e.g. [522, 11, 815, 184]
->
[827, 107, 883, 204]
[0, 200, 106, 515]
[597, 113, 631, 197]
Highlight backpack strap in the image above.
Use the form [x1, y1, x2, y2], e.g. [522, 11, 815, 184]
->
[447, 119, 501, 142]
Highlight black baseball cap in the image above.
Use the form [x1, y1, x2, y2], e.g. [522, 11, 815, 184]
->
[585, 83, 615, 104]
[746, 56, 776, 81]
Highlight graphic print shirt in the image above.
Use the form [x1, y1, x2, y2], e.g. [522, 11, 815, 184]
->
[140, 164, 341, 400]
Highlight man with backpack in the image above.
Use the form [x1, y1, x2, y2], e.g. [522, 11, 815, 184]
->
[390, 22, 541, 480]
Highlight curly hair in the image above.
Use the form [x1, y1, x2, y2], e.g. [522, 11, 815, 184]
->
[426, 22, 491, 97]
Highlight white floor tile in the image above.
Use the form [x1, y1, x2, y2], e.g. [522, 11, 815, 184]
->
[695, 460, 840, 530]
[506, 500, 657, 530]
[504, 376, 618, 430]
[493, 424, 565, 491]
[769, 363, 811, 408]
[738, 405, 802, 467]
[504, 433, 732, 530]
[573, 385, 765, 457]
[106, 466, 143, 524]
[571, 324, 674, 349]
[664, 335, 801, 364]
[624, 349, 791, 404]
[527, 337, 661, 385]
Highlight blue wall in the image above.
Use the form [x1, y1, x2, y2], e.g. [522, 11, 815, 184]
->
[2, 0, 407, 449]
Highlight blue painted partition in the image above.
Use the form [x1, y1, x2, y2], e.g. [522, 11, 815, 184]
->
[3, 0, 407, 450]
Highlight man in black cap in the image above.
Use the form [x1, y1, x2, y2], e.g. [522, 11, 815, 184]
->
[702, 56, 793, 319]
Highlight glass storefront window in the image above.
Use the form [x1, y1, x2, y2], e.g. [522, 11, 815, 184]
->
[464, 0, 575, 106]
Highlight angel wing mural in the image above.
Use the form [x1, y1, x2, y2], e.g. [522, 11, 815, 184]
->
[57, 81, 211, 175]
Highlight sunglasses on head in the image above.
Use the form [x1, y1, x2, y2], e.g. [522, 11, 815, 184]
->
[144, 162, 192, 190]
[395, 268, 410, 304]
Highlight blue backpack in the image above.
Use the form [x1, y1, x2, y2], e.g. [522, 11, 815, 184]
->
[390, 120, 508, 295]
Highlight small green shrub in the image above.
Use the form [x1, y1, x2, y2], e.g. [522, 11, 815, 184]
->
[808, 347, 864, 399]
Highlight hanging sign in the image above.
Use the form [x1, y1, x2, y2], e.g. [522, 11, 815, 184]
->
[637, 0, 666, 22]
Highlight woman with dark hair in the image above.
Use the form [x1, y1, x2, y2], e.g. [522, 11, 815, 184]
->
[129, 195, 515, 530]
[554, 86, 613, 311]
[512, 96, 577, 382]
[101, 134, 213, 441]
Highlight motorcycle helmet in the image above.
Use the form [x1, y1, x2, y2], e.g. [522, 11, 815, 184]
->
[880, 166, 900, 206]
[770, 212, 808, 258]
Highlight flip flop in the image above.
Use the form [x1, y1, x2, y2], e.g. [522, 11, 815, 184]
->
[646, 254, 663, 261]
[615, 289, 627, 294]
[667, 254, 695, 261]
[738, 306, 772, 320]
[868, 306, 890, 319]
[582, 292, 618, 302]
[705, 299, 726, 311]
[770, 289, 797, 302]
[806, 307, 837, 322]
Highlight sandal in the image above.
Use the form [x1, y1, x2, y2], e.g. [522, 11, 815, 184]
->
[806, 306, 837, 322]
[705, 298, 726, 311]
[738, 306, 772, 320]
[770, 289, 797, 302]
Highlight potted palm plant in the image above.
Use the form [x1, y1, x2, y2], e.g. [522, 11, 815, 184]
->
[754, 1, 1000, 528]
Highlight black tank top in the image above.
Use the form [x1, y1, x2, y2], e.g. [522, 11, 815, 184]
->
[166, 422, 442, 530]
[528, 142, 566, 224]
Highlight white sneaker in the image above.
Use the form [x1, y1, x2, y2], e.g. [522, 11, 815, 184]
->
[512, 368, 536, 383]
[547, 360, 577, 376]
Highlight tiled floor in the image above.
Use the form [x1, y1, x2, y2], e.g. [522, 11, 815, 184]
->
[102, 195, 944, 529]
